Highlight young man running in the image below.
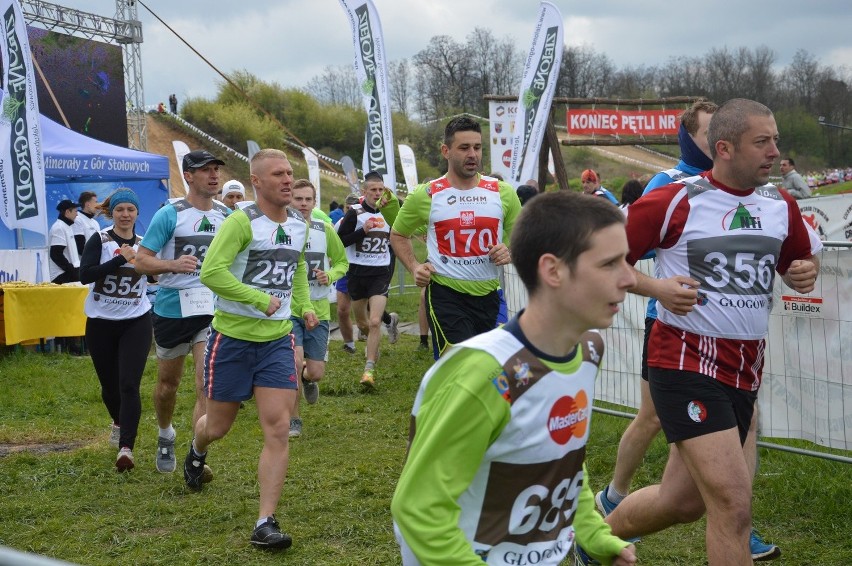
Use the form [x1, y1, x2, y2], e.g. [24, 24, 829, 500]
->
[187, 149, 317, 550]
[392, 192, 637, 565]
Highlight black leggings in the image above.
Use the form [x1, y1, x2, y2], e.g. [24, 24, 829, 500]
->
[86, 311, 152, 450]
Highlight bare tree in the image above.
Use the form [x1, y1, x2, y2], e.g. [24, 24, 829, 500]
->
[658, 55, 710, 98]
[305, 64, 360, 107]
[413, 35, 472, 118]
[781, 49, 823, 110]
[388, 59, 411, 117]
[557, 44, 615, 98]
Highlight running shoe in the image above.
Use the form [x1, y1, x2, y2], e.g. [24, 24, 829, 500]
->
[751, 528, 781, 561]
[183, 443, 207, 492]
[289, 418, 302, 438]
[360, 369, 375, 389]
[115, 447, 135, 472]
[250, 515, 293, 550]
[302, 378, 319, 405]
[156, 435, 176, 473]
[418, 341, 430, 351]
[386, 312, 400, 344]
[357, 329, 367, 341]
[342, 344, 356, 354]
[594, 486, 619, 517]
[109, 424, 120, 448]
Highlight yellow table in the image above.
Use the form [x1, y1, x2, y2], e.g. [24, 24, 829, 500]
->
[0, 285, 88, 345]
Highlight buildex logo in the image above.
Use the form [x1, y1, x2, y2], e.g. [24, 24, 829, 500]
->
[547, 392, 589, 445]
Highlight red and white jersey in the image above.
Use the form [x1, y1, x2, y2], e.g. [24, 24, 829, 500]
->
[426, 175, 504, 281]
[626, 173, 820, 390]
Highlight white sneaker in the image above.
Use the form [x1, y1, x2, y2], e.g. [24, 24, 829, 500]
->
[116, 447, 135, 472]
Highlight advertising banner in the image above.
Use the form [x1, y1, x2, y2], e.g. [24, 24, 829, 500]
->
[0, 0, 47, 238]
[397, 144, 418, 192]
[171, 140, 190, 194]
[566, 109, 681, 136]
[488, 100, 518, 182]
[302, 146, 321, 204]
[509, 1, 563, 186]
[338, 0, 396, 192]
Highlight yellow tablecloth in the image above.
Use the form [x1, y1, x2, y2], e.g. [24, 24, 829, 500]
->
[0, 285, 88, 345]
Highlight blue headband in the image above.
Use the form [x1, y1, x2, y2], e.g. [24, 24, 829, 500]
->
[678, 123, 714, 171]
[109, 189, 139, 215]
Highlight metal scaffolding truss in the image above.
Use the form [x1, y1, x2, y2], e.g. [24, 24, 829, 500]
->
[20, 0, 147, 150]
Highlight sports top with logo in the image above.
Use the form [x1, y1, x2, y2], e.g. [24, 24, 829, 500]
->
[215, 203, 307, 322]
[139, 198, 230, 318]
[84, 230, 150, 320]
[345, 203, 392, 268]
[425, 176, 505, 282]
[303, 211, 348, 321]
[393, 174, 521, 296]
[393, 320, 628, 565]
[626, 173, 820, 391]
[305, 217, 331, 301]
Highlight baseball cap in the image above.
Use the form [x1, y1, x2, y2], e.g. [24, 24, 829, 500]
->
[183, 150, 225, 171]
[581, 169, 598, 183]
[344, 194, 361, 205]
[222, 180, 245, 198]
[56, 199, 79, 212]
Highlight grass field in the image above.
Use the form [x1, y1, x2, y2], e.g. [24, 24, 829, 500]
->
[1, 288, 850, 565]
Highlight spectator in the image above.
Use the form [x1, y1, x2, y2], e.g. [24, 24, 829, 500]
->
[220, 180, 246, 210]
[516, 184, 538, 205]
[779, 157, 811, 199]
[392, 192, 637, 566]
[334, 193, 362, 354]
[169, 93, 177, 114]
[49, 200, 81, 284]
[581, 169, 619, 205]
[79, 188, 151, 472]
[73, 191, 101, 254]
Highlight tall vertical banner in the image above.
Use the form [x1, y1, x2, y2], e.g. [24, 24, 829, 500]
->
[246, 139, 260, 160]
[302, 146, 321, 204]
[509, 1, 564, 186]
[488, 100, 519, 182]
[171, 140, 190, 194]
[340, 155, 360, 193]
[338, 0, 396, 192]
[397, 144, 418, 192]
[0, 0, 47, 240]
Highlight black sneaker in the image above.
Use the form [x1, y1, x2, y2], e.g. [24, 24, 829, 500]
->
[183, 444, 207, 492]
[250, 516, 293, 550]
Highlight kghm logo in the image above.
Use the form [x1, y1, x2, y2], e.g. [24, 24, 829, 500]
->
[275, 225, 291, 245]
[728, 203, 762, 230]
[196, 215, 215, 233]
[547, 391, 589, 445]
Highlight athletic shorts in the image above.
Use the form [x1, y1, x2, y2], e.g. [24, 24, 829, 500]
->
[153, 313, 212, 360]
[641, 317, 655, 380]
[335, 275, 348, 294]
[290, 317, 330, 362]
[649, 367, 757, 444]
[496, 288, 508, 325]
[348, 273, 390, 301]
[426, 280, 499, 357]
[203, 330, 298, 402]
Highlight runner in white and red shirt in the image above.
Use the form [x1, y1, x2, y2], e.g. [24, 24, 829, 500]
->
[600, 99, 821, 566]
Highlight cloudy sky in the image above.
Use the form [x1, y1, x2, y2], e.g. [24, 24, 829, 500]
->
[62, 0, 852, 107]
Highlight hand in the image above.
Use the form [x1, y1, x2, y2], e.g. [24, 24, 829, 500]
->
[612, 544, 637, 566]
[487, 243, 511, 266]
[119, 244, 136, 263]
[313, 268, 329, 286]
[783, 258, 819, 294]
[655, 275, 700, 315]
[414, 262, 436, 287]
[363, 218, 377, 232]
[304, 311, 319, 331]
[377, 189, 392, 208]
[172, 254, 199, 274]
[264, 295, 281, 317]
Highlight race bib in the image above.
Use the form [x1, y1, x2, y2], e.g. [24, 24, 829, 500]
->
[179, 287, 214, 316]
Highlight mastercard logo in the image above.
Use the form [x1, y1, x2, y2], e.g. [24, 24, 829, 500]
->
[372, 218, 386, 228]
[547, 392, 589, 445]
